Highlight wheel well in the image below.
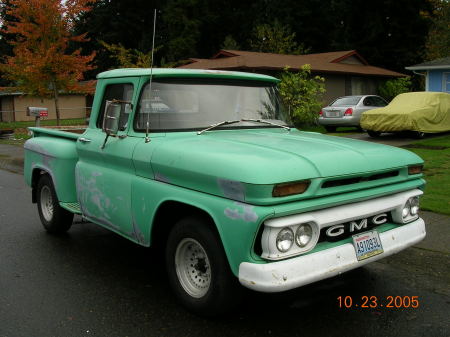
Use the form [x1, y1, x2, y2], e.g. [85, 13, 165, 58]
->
[31, 169, 49, 203]
[150, 201, 217, 250]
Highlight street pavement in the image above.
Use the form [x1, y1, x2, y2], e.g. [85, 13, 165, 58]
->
[0, 142, 449, 337]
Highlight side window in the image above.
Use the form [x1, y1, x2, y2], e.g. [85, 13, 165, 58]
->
[96, 83, 134, 129]
[373, 97, 387, 107]
[363, 97, 374, 106]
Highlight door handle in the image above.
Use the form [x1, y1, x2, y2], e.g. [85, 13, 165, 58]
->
[78, 137, 91, 143]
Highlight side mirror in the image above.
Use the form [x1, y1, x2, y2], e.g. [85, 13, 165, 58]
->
[101, 99, 132, 149]
[102, 100, 122, 136]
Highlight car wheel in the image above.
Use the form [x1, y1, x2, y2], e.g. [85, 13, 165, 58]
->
[36, 174, 73, 233]
[324, 126, 336, 132]
[165, 216, 240, 316]
[367, 130, 381, 138]
[412, 131, 426, 139]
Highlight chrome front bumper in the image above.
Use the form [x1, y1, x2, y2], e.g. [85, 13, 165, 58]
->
[238, 217, 426, 292]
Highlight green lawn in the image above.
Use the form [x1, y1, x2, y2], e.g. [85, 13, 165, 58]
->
[405, 135, 450, 215]
[0, 118, 86, 130]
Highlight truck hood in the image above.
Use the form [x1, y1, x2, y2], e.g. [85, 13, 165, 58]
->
[149, 129, 423, 203]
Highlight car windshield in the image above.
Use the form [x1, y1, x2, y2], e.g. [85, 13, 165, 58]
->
[330, 96, 362, 106]
[134, 79, 290, 131]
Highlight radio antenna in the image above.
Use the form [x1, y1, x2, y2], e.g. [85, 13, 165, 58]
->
[145, 8, 157, 143]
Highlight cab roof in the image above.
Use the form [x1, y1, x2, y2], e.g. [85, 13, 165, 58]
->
[97, 68, 279, 83]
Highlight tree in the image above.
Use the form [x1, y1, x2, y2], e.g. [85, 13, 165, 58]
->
[221, 35, 240, 50]
[378, 77, 412, 101]
[278, 65, 325, 127]
[249, 20, 309, 55]
[0, 0, 96, 125]
[424, 0, 450, 60]
[328, 0, 431, 72]
[99, 41, 162, 68]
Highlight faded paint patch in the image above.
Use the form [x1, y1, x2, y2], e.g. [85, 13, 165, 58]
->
[75, 167, 117, 229]
[224, 202, 258, 223]
[218, 178, 245, 201]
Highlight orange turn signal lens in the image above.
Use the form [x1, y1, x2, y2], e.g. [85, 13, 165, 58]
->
[273, 180, 310, 197]
[408, 165, 423, 175]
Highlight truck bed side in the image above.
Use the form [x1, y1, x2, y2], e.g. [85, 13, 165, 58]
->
[24, 127, 83, 206]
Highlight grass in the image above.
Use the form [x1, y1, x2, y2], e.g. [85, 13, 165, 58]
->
[0, 118, 87, 130]
[405, 134, 450, 215]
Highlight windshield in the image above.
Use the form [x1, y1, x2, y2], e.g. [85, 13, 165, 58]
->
[134, 79, 289, 131]
[330, 96, 362, 106]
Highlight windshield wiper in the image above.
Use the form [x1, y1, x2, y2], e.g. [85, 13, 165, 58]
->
[241, 118, 291, 131]
[197, 120, 241, 135]
[197, 118, 290, 135]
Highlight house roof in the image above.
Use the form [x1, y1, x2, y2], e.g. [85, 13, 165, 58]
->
[178, 50, 405, 77]
[0, 81, 97, 96]
[405, 56, 450, 70]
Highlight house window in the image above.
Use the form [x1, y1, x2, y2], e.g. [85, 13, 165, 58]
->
[444, 73, 450, 93]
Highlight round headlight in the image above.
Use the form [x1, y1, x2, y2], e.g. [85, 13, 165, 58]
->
[402, 201, 410, 218]
[276, 228, 294, 252]
[295, 224, 313, 247]
[410, 197, 420, 215]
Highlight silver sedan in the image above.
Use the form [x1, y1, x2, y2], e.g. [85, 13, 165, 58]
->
[318, 95, 388, 132]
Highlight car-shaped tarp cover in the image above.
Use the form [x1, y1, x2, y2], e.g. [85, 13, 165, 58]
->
[361, 92, 450, 133]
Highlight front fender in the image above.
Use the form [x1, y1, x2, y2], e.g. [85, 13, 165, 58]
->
[131, 176, 275, 276]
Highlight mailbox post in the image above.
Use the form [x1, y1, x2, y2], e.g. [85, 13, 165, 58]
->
[27, 107, 48, 127]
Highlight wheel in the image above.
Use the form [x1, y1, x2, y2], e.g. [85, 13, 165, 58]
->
[36, 174, 73, 233]
[165, 216, 240, 316]
[412, 131, 426, 139]
[324, 126, 336, 132]
[367, 130, 381, 138]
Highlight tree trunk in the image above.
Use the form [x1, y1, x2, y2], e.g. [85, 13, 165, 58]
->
[52, 81, 61, 126]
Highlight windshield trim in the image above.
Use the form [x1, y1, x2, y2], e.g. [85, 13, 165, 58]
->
[133, 78, 287, 133]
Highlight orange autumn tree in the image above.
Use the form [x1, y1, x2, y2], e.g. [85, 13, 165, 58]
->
[0, 0, 96, 125]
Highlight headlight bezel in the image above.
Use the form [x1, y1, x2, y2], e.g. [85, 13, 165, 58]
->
[400, 196, 420, 223]
[262, 221, 319, 260]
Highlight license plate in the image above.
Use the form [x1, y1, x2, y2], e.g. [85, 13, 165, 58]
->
[326, 111, 339, 117]
[352, 230, 384, 261]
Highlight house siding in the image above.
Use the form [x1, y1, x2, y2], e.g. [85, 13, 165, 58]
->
[429, 70, 443, 91]
[0, 96, 15, 122]
[2, 95, 88, 122]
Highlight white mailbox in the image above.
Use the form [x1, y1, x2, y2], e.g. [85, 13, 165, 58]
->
[27, 107, 48, 117]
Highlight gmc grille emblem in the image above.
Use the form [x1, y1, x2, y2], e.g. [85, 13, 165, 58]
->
[325, 213, 388, 239]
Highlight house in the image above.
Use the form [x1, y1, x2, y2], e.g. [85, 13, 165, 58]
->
[177, 50, 405, 104]
[405, 57, 450, 92]
[0, 82, 94, 122]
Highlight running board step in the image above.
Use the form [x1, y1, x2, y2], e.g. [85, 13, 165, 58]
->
[60, 202, 81, 214]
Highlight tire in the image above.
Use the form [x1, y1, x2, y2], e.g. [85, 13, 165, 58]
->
[165, 216, 240, 316]
[36, 174, 73, 234]
[367, 130, 381, 138]
[324, 126, 336, 132]
[412, 131, 426, 139]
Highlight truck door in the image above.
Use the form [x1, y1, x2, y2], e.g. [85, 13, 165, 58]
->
[76, 78, 141, 238]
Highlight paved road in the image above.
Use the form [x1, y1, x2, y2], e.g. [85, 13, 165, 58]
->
[1, 169, 449, 337]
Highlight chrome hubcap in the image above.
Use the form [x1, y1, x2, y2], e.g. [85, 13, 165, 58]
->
[40, 186, 54, 222]
[175, 238, 211, 298]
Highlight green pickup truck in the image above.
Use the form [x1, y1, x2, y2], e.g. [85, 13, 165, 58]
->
[24, 68, 426, 315]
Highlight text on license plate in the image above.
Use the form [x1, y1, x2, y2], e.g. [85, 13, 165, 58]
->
[352, 230, 384, 261]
